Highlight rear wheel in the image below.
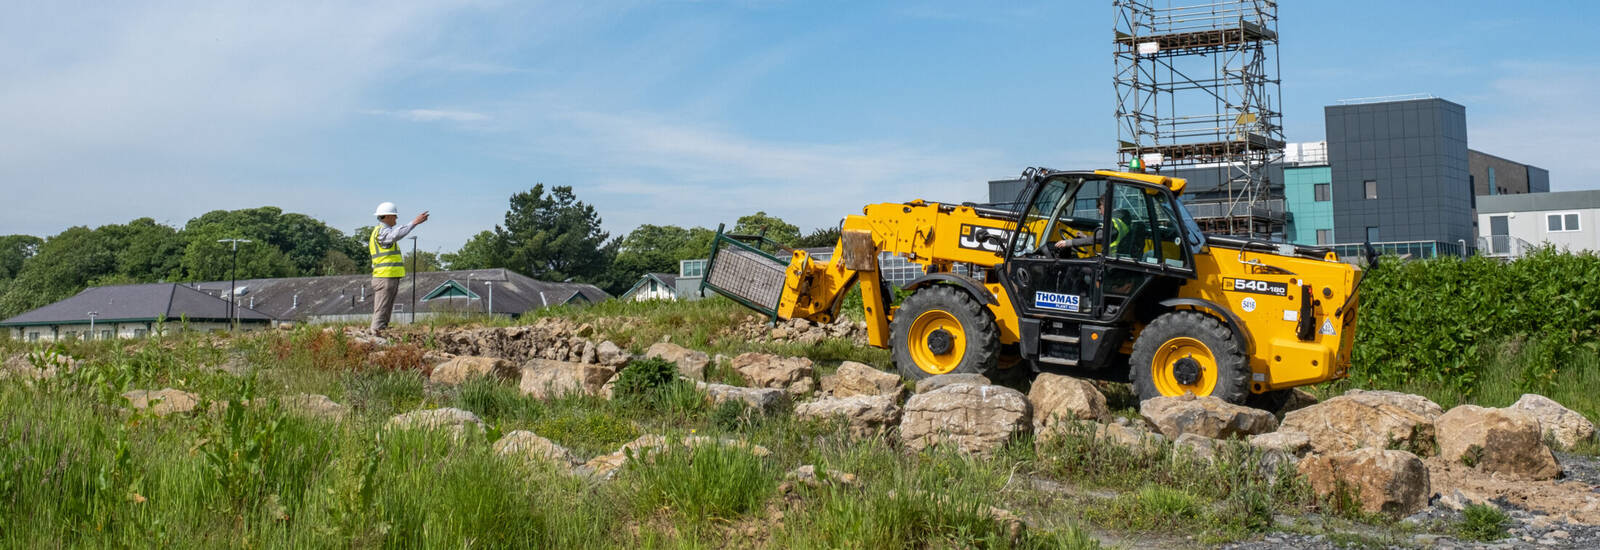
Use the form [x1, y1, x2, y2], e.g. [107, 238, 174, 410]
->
[1130, 310, 1249, 404]
[890, 286, 998, 381]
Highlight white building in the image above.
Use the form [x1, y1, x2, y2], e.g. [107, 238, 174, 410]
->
[1477, 190, 1600, 259]
[2, 283, 273, 342]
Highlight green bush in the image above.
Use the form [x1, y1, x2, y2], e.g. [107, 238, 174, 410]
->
[613, 357, 677, 400]
[1455, 503, 1510, 541]
[1353, 248, 1600, 395]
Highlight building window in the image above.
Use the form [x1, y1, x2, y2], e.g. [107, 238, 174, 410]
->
[134, 329, 148, 338]
[27, 332, 39, 342]
[679, 259, 707, 278]
[1366, 226, 1379, 242]
[1364, 180, 1378, 200]
[101, 330, 112, 340]
[1547, 213, 1581, 232]
[1313, 183, 1330, 202]
[1315, 229, 1333, 245]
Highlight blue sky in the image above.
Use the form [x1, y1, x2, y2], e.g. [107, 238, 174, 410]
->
[5, 1, 1597, 254]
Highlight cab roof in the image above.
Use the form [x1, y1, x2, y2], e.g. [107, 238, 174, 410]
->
[1037, 168, 1189, 195]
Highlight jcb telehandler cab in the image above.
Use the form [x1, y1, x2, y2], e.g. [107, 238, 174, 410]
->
[702, 168, 1362, 406]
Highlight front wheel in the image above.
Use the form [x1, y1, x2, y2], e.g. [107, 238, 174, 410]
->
[1130, 310, 1250, 404]
[889, 286, 999, 381]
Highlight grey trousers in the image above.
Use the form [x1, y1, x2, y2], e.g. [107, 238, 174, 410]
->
[371, 276, 402, 331]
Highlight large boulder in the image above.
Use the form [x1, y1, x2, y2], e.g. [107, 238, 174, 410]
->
[1280, 394, 1436, 456]
[1298, 448, 1430, 518]
[1093, 422, 1167, 451]
[900, 384, 1031, 455]
[1174, 433, 1224, 462]
[580, 434, 669, 479]
[386, 408, 484, 437]
[429, 356, 516, 385]
[795, 394, 902, 438]
[915, 373, 990, 394]
[1139, 394, 1277, 440]
[1435, 405, 1562, 481]
[519, 359, 616, 399]
[493, 430, 579, 467]
[644, 343, 710, 381]
[821, 361, 905, 400]
[595, 341, 632, 367]
[731, 353, 815, 396]
[1341, 389, 1444, 420]
[1248, 431, 1312, 457]
[123, 388, 200, 417]
[2, 353, 74, 381]
[1029, 374, 1111, 431]
[280, 393, 348, 421]
[699, 383, 790, 415]
[1510, 394, 1597, 450]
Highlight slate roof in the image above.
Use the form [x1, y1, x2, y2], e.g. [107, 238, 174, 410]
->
[1, 283, 272, 326]
[183, 268, 610, 321]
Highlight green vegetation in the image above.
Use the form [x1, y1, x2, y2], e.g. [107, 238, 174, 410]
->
[1455, 503, 1511, 541]
[1335, 248, 1600, 421]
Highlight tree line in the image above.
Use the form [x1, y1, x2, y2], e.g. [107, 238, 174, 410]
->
[0, 185, 842, 317]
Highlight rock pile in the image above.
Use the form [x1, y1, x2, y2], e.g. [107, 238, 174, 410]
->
[727, 316, 868, 345]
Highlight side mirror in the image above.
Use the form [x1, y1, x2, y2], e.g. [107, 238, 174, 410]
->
[1363, 241, 1381, 270]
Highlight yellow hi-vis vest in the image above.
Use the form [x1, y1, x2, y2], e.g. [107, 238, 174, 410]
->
[369, 226, 405, 278]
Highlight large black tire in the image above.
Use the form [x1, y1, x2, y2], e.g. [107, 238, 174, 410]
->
[1129, 310, 1250, 405]
[890, 286, 999, 381]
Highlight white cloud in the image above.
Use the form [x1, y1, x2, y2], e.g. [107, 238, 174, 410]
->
[1468, 64, 1600, 191]
[364, 108, 491, 122]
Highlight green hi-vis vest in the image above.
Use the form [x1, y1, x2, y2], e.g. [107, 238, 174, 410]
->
[1109, 217, 1129, 251]
[369, 226, 405, 278]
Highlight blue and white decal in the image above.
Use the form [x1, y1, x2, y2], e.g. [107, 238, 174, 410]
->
[1034, 291, 1081, 312]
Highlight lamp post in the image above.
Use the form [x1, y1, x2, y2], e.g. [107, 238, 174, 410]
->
[217, 238, 251, 331]
[87, 311, 98, 341]
[409, 236, 418, 324]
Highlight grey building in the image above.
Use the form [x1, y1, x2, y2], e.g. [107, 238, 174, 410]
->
[184, 268, 609, 324]
[1477, 190, 1600, 258]
[1469, 150, 1549, 196]
[1326, 97, 1473, 249]
[2, 283, 273, 341]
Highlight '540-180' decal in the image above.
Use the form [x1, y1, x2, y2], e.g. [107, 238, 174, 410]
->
[1222, 277, 1288, 297]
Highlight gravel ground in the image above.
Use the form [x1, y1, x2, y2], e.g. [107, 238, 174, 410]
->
[1219, 453, 1600, 549]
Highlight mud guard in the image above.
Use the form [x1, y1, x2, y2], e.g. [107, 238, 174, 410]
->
[903, 273, 997, 305]
[1157, 298, 1254, 354]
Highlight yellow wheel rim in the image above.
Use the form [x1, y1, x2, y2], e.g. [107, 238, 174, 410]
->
[1150, 337, 1218, 397]
[907, 309, 966, 375]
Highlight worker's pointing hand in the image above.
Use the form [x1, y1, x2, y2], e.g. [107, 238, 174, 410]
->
[413, 211, 430, 225]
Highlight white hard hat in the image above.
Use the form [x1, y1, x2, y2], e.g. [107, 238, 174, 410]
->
[374, 202, 399, 216]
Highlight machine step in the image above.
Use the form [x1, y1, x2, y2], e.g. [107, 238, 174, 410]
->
[1036, 356, 1079, 367]
[1040, 334, 1080, 344]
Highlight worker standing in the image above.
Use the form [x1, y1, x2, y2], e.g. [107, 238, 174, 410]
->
[370, 202, 428, 333]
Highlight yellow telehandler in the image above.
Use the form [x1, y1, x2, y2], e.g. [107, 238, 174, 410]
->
[702, 168, 1362, 406]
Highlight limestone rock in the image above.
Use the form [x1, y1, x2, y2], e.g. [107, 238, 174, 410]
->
[699, 382, 789, 414]
[900, 383, 1030, 455]
[519, 359, 616, 399]
[429, 356, 516, 385]
[596, 341, 632, 367]
[914, 373, 991, 394]
[420, 349, 457, 367]
[795, 394, 902, 438]
[1140, 393, 1278, 440]
[1175, 433, 1223, 462]
[123, 388, 200, 416]
[386, 408, 484, 436]
[731, 352, 815, 396]
[2, 353, 74, 381]
[784, 464, 859, 488]
[1510, 393, 1597, 450]
[1435, 405, 1561, 481]
[680, 435, 771, 457]
[1342, 389, 1444, 420]
[493, 430, 579, 466]
[1280, 395, 1436, 456]
[1248, 431, 1312, 457]
[1029, 373, 1111, 431]
[580, 434, 669, 479]
[280, 393, 347, 421]
[1093, 422, 1167, 450]
[823, 361, 905, 400]
[644, 343, 711, 381]
[1298, 448, 1430, 518]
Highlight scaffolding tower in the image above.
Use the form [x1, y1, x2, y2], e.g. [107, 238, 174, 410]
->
[1114, 0, 1285, 236]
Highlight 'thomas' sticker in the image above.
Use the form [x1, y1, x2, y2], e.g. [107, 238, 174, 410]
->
[1034, 291, 1080, 312]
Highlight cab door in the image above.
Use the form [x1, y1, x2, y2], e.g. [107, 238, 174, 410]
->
[1098, 183, 1198, 318]
[1001, 176, 1105, 320]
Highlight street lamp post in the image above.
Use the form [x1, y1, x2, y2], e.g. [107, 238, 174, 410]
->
[217, 238, 252, 331]
[409, 236, 419, 324]
[87, 311, 99, 341]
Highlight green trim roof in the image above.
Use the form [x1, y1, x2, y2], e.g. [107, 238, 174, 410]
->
[421, 280, 481, 301]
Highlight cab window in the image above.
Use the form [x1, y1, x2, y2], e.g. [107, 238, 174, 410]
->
[1105, 184, 1193, 270]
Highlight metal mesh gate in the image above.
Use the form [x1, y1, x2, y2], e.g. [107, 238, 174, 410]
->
[701, 228, 790, 317]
